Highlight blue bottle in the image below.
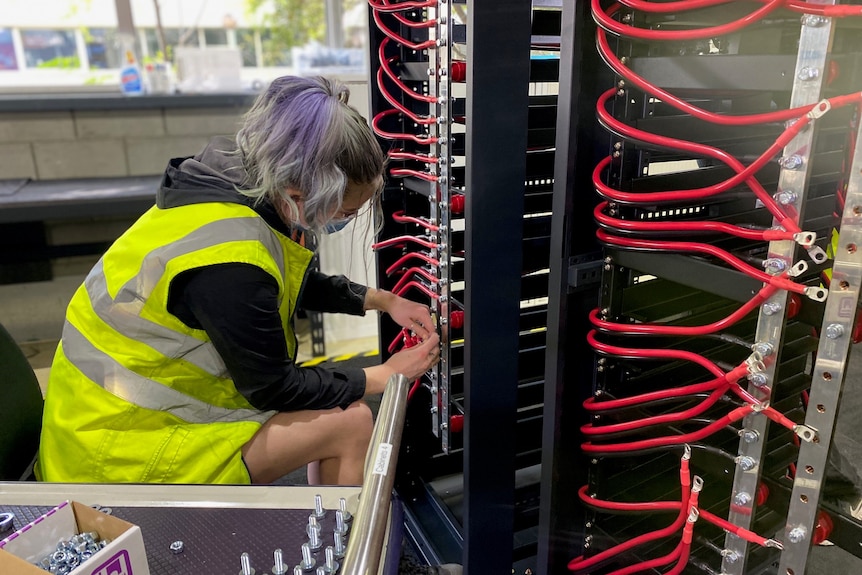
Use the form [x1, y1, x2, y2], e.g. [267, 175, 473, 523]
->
[120, 50, 144, 96]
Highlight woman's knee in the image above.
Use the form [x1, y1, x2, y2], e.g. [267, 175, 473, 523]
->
[342, 400, 374, 442]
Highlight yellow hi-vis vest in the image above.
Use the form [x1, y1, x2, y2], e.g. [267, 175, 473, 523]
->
[37, 201, 313, 483]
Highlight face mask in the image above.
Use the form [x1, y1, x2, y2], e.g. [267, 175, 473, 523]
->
[324, 216, 354, 234]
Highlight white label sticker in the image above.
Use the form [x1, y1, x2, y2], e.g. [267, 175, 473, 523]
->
[372, 443, 393, 476]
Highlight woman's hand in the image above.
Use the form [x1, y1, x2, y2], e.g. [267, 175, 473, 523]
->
[363, 333, 440, 394]
[364, 287, 435, 341]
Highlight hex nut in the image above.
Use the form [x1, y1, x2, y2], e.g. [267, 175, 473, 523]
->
[170, 540, 185, 554]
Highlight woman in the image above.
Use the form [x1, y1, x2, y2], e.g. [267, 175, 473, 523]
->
[37, 76, 439, 485]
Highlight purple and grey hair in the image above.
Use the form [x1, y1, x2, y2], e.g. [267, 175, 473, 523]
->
[236, 75, 385, 230]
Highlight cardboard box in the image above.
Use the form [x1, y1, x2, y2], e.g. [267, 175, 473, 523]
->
[0, 501, 150, 575]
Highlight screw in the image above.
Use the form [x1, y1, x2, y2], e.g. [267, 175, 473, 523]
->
[738, 456, 757, 471]
[762, 302, 782, 316]
[299, 543, 316, 571]
[741, 429, 760, 444]
[240, 552, 256, 575]
[316, 568, 326, 575]
[752, 342, 774, 357]
[272, 549, 287, 575]
[322, 546, 339, 574]
[763, 258, 786, 274]
[334, 532, 346, 560]
[788, 525, 808, 544]
[801, 14, 828, 26]
[797, 66, 820, 81]
[721, 549, 740, 564]
[335, 509, 349, 537]
[734, 492, 752, 506]
[294, 567, 304, 575]
[780, 154, 804, 170]
[825, 323, 845, 339]
[169, 540, 184, 554]
[312, 494, 326, 519]
[307, 515, 321, 537]
[775, 190, 798, 205]
[339, 498, 353, 523]
[308, 521, 322, 551]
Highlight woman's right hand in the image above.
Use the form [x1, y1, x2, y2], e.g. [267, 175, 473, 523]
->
[385, 333, 440, 381]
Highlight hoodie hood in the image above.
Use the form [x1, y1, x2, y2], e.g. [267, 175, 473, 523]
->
[157, 136, 291, 236]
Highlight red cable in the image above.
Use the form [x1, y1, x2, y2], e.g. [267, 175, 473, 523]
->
[385, 251, 440, 275]
[583, 364, 748, 412]
[616, 0, 862, 17]
[373, 234, 438, 250]
[569, 455, 692, 572]
[593, 0, 787, 41]
[392, 210, 440, 231]
[595, 89, 810, 231]
[390, 168, 439, 181]
[368, 0, 435, 11]
[376, 64, 435, 125]
[581, 384, 730, 436]
[596, 229, 808, 294]
[588, 284, 778, 336]
[596, 27, 862, 126]
[391, 266, 438, 294]
[389, 150, 439, 164]
[373, 9, 436, 50]
[373, 109, 437, 144]
[594, 202, 798, 243]
[581, 405, 752, 453]
[588, 330, 736, 380]
[394, 280, 438, 300]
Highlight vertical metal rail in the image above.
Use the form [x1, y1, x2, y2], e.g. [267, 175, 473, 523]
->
[779, 98, 862, 575]
[536, 0, 600, 571]
[428, 0, 453, 451]
[722, 8, 836, 573]
[342, 374, 410, 575]
[462, 0, 532, 572]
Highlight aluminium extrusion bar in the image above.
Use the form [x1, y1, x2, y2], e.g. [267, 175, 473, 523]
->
[778, 94, 862, 575]
[722, 7, 837, 574]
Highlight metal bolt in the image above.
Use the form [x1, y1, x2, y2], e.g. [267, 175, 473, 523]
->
[333, 533, 346, 559]
[335, 510, 348, 536]
[775, 190, 798, 205]
[169, 540, 184, 554]
[762, 302, 782, 316]
[780, 154, 804, 170]
[741, 429, 760, 444]
[272, 549, 287, 575]
[316, 568, 326, 575]
[721, 549, 740, 564]
[322, 547, 339, 574]
[752, 342, 774, 357]
[308, 522, 322, 551]
[797, 66, 820, 81]
[801, 14, 828, 27]
[312, 494, 326, 519]
[299, 543, 316, 571]
[293, 567, 304, 575]
[763, 258, 786, 274]
[734, 492, 752, 506]
[339, 498, 353, 523]
[788, 525, 808, 544]
[738, 456, 757, 471]
[307, 515, 320, 537]
[239, 552, 256, 575]
[825, 323, 845, 339]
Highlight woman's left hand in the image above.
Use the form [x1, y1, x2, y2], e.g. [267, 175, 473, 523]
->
[366, 288, 435, 341]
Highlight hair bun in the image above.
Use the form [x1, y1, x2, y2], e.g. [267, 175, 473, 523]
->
[337, 87, 350, 104]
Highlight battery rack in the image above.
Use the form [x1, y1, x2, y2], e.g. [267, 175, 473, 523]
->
[539, 1, 862, 574]
[366, 0, 563, 572]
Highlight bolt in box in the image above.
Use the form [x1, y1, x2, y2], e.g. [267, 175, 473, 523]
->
[0, 500, 150, 575]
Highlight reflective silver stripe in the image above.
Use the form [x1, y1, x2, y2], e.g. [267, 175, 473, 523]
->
[83, 216, 285, 378]
[62, 321, 276, 425]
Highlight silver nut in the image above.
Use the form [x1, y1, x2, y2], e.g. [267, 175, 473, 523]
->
[170, 540, 184, 554]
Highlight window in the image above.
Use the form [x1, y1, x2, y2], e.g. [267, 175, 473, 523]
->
[144, 28, 200, 60]
[204, 29, 228, 47]
[85, 28, 121, 69]
[260, 30, 291, 67]
[21, 29, 78, 69]
[236, 29, 258, 67]
[0, 28, 17, 71]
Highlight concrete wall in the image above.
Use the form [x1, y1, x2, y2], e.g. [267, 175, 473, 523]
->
[1, 81, 379, 355]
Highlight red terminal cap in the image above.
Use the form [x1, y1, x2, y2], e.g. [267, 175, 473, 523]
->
[450, 194, 465, 215]
[450, 61, 467, 83]
[812, 511, 834, 545]
[450, 310, 464, 329]
[755, 482, 770, 506]
[449, 414, 464, 433]
[786, 293, 802, 319]
[852, 308, 862, 344]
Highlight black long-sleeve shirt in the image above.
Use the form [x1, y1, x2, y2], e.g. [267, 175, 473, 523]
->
[167, 265, 369, 412]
